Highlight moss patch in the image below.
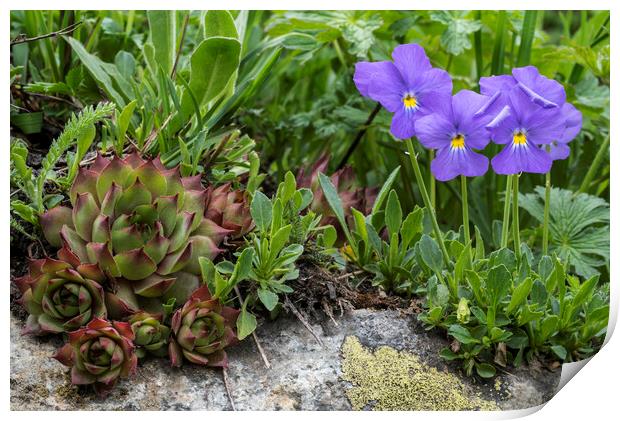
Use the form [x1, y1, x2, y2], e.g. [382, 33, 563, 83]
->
[340, 336, 498, 411]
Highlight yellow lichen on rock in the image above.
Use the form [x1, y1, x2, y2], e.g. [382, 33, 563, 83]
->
[340, 336, 498, 411]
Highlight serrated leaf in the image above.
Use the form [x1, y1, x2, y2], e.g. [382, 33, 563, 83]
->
[430, 11, 482, 55]
[519, 187, 609, 278]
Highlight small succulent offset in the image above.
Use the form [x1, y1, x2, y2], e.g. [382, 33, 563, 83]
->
[53, 318, 138, 397]
[14, 247, 107, 335]
[128, 312, 171, 358]
[169, 286, 239, 367]
[38, 152, 251, 312]
[297, 153, 377, 240]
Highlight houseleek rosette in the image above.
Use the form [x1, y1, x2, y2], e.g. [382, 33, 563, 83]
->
[38, 152, 249, 311]
[205, 183, 254, 238]
[296, 153, 377, 239]
[128, 312, 170, 358]
[53, 318, 137, 397]
[169, 286, 239, 367]
[14, 247, 107, 335]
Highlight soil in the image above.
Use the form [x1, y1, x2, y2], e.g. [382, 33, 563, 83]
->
[290, 259, 407, 314]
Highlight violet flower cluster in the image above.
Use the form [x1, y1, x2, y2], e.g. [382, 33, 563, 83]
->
[354, 44, 582, 181]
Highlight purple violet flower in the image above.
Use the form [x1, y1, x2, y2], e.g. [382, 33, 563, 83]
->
[353, 43, 452, 139]
[479, 65, 582, 165]
[414, 90, 492, 181]
[487, 85, 566, 175]
[545, 103, 583, 160]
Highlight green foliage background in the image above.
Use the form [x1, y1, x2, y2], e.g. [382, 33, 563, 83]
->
[10, 10, 610, 274]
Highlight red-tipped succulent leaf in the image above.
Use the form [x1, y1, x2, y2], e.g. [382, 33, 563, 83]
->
[38, 153, 251, 308]
[168, 286, 239, 368]
[14, 249, 107, 335]
[52, 317, 137, 397]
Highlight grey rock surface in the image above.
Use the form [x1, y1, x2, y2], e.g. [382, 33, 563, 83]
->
[10, 309, 560, 410]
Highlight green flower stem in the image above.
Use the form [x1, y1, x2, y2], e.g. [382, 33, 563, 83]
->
[405, 138, 450, 265]
[578, 134, 609, 194]
[512, 174, 521, 260]
[542, 171, 551, 256]
[429, 149, 436, 209]
[500, 176, 512, 248]
[461, 175, 472, 262]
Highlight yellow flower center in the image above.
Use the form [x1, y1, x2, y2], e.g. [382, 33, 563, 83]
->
[403, 94, 417, 109]
[513, 132, 527, 145]
[451, 134, 465, 149]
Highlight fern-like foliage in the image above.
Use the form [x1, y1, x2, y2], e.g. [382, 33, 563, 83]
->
[10, 102, 114, 216]
[519, 187, 609, 278]
[37, 102, 115, 200]
[10, 216, 36, 241]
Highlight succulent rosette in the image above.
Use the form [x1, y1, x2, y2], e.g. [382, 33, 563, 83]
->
[169, 286, 239, 367]
[13, 247, 107, 335]
[297, 153, 377, 236]
[205, 183, 253, 238]
[53, 318, 137, 397]
[128, 312, 170, 358]
[39, 152, 244, 310]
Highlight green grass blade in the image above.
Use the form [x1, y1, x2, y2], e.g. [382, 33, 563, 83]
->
[516, 11, 538, 67]
[490, 11, 507, 75]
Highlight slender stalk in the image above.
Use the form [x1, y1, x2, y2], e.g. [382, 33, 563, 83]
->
[429, 149, 436, 209]
[461, 175, 472, 262]
[337, 103, 381, 169]
[333, 39, 347, 68]
[542, 171, 551, 256]
[512, 174, 521, 260]
[578, 134, 609, 194]
[445, 54, 453, 72]
[516, 11, 538, 67]
[500, 176, 512, 248]
[490, 11, 507, 75]
[171, 12, 190, 79]
[405, 138, 450, 264]
[474, 11, 483, 80]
